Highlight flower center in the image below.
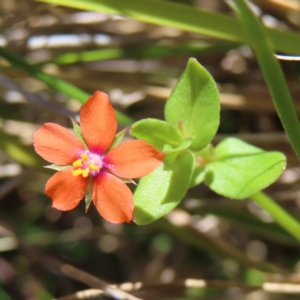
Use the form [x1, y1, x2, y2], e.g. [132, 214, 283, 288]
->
[72, 152, 103, 178]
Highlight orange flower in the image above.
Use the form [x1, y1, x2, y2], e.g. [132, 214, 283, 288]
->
[33, 91, 164, 223]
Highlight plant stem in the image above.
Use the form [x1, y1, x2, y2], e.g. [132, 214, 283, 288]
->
[251, 192, 300, 243]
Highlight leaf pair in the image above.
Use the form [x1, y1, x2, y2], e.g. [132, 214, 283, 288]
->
[131, 58, 286, 225]
[131, 58, 220, 224]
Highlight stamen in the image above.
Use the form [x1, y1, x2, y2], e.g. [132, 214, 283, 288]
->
[72, 152, 102, 178]
[73, 159, 83, 167]
[73, 169, 83, 176]
[81, 153, 89, 161]
[82, 168, 90, 178]
[89, 163, 99, 171]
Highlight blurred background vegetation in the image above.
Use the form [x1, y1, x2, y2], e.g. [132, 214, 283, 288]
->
[1, 0, 300, 299]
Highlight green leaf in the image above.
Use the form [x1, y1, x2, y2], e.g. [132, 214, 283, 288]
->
[165, 58, 220, 151]
[164, 138, 192, 154]
[70, 118, 88, 149]
[163, 138, 192, 170]
[189, 164, 206, 187]
[204, 138, 286, 199]
[134, 150, 194, 225]
[189, 144, 214, 187]
[131, 118, 183, 151]
[212, 137, 264, 159]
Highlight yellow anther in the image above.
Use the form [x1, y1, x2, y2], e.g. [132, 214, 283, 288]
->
[89, 163, 99, 171]
[72, 168, 83, 177]
[73, 159, 83, 167]
[81, 153, 89, 161]
[82, 168, 90, 178]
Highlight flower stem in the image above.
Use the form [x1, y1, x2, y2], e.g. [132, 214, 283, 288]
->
[251, 192, 300, 243]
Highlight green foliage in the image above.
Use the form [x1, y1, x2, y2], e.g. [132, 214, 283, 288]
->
[234, 0, 300, 161]
[189, 163, 205, 187]
[46, 42, 240, 65]
[133, 58, 220, 224]
[189, 145, 213, 187]
[244, 268, 265, 286]
[165, 57, 220, 151]
[3, 1, 300, 297]
[0, 47, 132, 125]
[134, 150, 194, 225]
[131, 119, 183, 151]
[204, 138, 286, 199]
[0, 131, 43, 167]
[163, 138, 192, 169]
[38, 0, 300, 54]
[132, 58, 287, 226]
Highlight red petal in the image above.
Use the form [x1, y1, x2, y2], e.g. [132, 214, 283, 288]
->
[33, 123, 84, 165]
[45, 168, 88, 211]
[80, 91, 117, 153]
[92, 172, 133, 223]
[105, 140, 164, 178]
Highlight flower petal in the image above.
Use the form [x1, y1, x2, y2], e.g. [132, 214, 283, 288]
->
[92, 172, 133, 223]
[105, 140, 164, 178]
[80, 91, 117, 153]
[46, 167, 88, 211]
[33, 123, 84, 165]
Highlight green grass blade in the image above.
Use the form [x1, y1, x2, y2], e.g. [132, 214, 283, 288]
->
[0, 47, 133, 125]
[251, 192, 300, 243]
[0, 131, 43, 167]
[191, 205, 298, 246]
[37, 0, 300, 54]
[47, 42, 238, 65]
[155, 217, 279, 272]
[234, 0, 300, 160]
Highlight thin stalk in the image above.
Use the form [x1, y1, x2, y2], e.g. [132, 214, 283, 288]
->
[251, 192, 300, 243]
[234, 0, 300, 160]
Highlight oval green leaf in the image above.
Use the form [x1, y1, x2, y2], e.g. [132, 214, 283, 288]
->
[165, 58, 220, 151]
[164, 138, 192, 170]
[204, 138, 286, 199]
[189, 164, 206, 187]
[131, 118, 183, 151]
[134, 150, 194, 225]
